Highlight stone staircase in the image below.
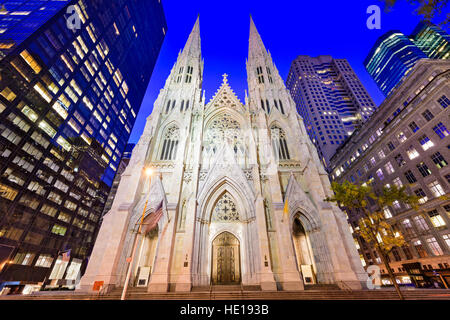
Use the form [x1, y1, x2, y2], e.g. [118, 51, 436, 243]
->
[1, 287, 449, 300]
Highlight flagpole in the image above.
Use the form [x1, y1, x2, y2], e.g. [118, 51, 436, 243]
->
[121, 168, 153, 300]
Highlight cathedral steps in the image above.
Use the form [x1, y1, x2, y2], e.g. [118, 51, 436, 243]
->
[1, 288, 449, 300]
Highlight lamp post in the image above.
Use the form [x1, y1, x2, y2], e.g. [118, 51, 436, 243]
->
[120, 167, 153, 301]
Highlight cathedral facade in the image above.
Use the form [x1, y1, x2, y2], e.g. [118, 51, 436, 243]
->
[78, 17, 368, 293]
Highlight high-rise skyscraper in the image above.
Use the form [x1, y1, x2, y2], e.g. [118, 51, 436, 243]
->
[364, 31, 428, 97]
[411, 22, 450, 60]
[286, 55, 377, 169]
[365, 23, 449, 97]
[0, 0, 166, 292]
[0, 1, 72, 59]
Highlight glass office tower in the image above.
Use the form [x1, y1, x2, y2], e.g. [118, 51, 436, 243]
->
[364, 31, 427, 97]
[0, 0, 166, 291]
[365, 23, 449, 97]
[286, 55, 377, 169]
[0, 1, 71, 59]
[412, 22, 449, 60]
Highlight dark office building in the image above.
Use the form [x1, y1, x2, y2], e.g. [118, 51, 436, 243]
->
[365, 23, 449, 97]
[286, 55, 377, 169]
[0, 0, 166, 291]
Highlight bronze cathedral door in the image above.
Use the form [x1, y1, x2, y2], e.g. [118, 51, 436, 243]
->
[211, 232, 241, 285]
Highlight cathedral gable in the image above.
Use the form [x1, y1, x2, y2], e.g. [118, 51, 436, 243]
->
[205, 74, 245, 115]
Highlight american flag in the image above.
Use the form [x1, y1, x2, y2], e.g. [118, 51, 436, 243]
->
[142, 200, 164, 234]
[61, 249, 71, 262]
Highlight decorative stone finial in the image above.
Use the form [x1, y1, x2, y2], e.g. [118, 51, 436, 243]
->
[222, 73, 228, 83]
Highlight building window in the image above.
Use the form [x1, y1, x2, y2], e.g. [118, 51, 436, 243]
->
[428, 181, 445, 197]
[51, 224, 67, 236]
[165, 100, 171, 113]
[426, 237, 443, 256]
[416, 162, 431, 177]
[409, 121, 420, 133]
[160, 125, 180, 161]
[433, 122, 449, 139]
[378, 150, 385, 159]
[271, 126, 290, 161]
[35, 254, 54, 268]
[403, 171, 416, 184]
[406, 146, 419, 160]
[414, 188, 428, 204]
[387, 141, 396, 151]
[185, 66, 193, 83]
[394, 154, 406, 167]
[256, 66, 264, 84]
[442, 234, 450, 249]
[428, 210, 446, 228]
[413, 240, 428, 258]
[376, 168, 385, 180]
[402, 219, 415, 236]
[370, 157, 376, 166]
[279, 100, 285, 114]
[418, 135, 434, 151]
[431, 152, 448, 169]
[12, 252, 35, 266]
[383, 207, 392, 218]
[413, 215, 430, 231]
[403, 247, 413, 260]
[438, 95, 450, 109]
[397, 131, 407, 143]
[421, 109, 434, 121]
[384, 162, 395, 175]
[393, 177, 403, 187]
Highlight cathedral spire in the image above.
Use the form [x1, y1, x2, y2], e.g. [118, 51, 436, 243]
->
[181, 15, 201, 59]
[249, 15, 267, 58]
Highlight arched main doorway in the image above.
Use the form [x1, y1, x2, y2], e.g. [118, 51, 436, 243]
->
[292, 217, 316, 285]
[211, 232, 241, 285]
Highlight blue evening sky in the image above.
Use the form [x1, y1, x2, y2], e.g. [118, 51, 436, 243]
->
[129, 0, 445, 144]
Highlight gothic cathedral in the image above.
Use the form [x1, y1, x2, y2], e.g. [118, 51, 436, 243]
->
[79, 17, 368, 293]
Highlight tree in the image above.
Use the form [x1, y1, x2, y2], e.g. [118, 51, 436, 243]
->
[382, 0, 450, 28]
[325, 180, 419, 300]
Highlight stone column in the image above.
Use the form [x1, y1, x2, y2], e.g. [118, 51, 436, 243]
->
[254, 195, 277, 290]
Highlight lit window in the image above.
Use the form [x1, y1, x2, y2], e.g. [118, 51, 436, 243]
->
[428, 210, 446, 227]
[35, 254, 54, 268]
[383, 207, 392, 218]
[406, 146, 419, 160]
[38, 121, 56, 138]
[428, 181, 445, 197]
[384, 162, 395, 175]
[376, 168, 384, 180]
[418, 135, 434, 151]
[33, 83, 52, 103]
[426, 237, 443, 256]
[0, 87, 17, 101]
[397, 131, 407, 143]
[56, 136, 71, 151]
[51, 224, 67, 236]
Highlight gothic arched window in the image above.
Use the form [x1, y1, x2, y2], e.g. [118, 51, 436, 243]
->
[185, 100, 190, 110]
[165, 100, 171, 114]
[256, 66, 264, 84]
[266, 99, 270, 114]
[271, 125, 290, 160]
[279, 99, 285, 115]
[180, 100, 185, 112]
[211, 192, 239, 222]
[185, 66, 193, 83]
[160, 125, 180, 161]
[266, 67, 273, 83]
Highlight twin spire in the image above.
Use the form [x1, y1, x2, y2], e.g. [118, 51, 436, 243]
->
[180, 15, 268, 60]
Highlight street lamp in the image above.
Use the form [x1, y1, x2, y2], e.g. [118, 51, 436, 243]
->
[120, 167, 154, 300]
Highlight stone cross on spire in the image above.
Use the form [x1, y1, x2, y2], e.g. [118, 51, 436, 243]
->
[222, 73, 228, 83]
